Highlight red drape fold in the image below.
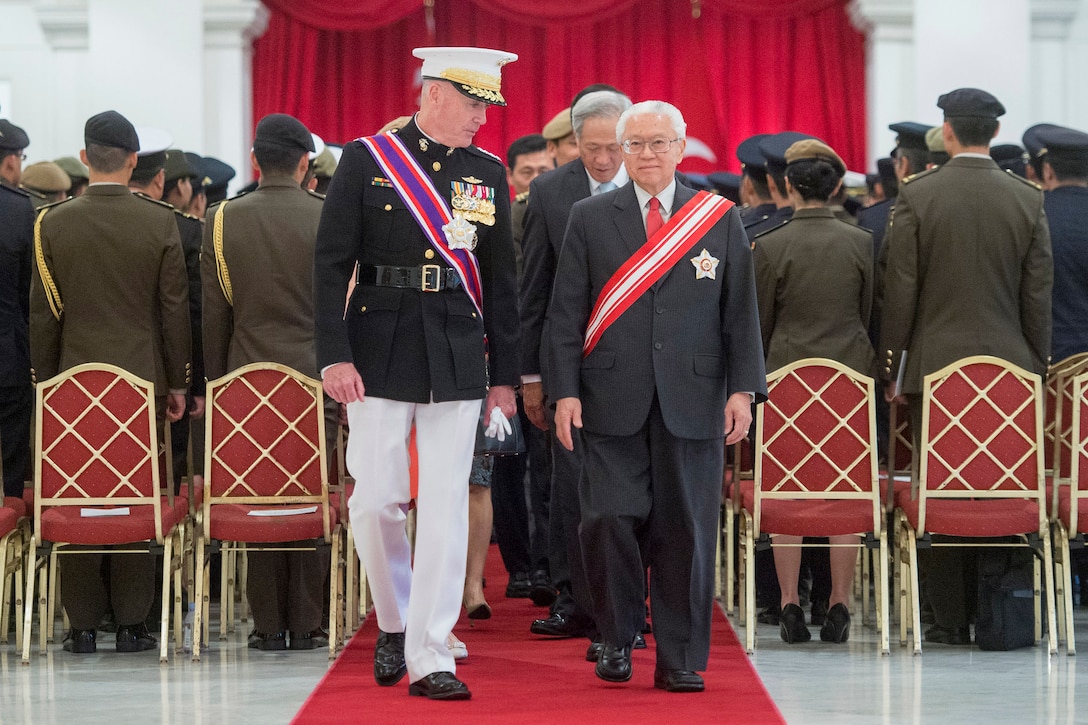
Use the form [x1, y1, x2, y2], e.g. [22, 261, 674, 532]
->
[258, 0, 422, 30]
[251, 1, 867, 176]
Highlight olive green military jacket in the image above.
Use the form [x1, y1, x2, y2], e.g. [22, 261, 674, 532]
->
[880, 155, 1052, 394]
[753, 207, 877, 376]
[201, 176, 324, 381]
[30, 184, 191, 393]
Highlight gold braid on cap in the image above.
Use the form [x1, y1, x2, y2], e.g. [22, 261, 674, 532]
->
[33, 207, 64, 321]
[440, 68, 506, 104]
[212, 200, 234, 306]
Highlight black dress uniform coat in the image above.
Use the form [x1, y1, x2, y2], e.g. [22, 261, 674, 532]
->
[1046, 186, 1088, 362]
[314, 119, 519, 400]
[0, 183, 34, 496]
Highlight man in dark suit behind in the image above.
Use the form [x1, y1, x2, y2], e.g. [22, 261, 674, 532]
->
[881, 88, 1052, 645]
[519, 90, 632, 646]
[548, 101, 767, 691]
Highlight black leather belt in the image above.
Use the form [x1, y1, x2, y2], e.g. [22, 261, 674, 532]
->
[357, 264, 462, 292]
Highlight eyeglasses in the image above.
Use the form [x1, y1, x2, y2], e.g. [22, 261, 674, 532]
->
[621, 138, 680, 155]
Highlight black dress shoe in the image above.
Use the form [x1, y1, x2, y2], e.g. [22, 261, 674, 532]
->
[63, 628, 96, 654]
[289, 628, 330, 650]
[757, 605, 781, 626]
[587, 633, 646, 661]
[530, 611, 591, 638]
[374, 630, 407, 686]
[924, 624, 971, 645]
[116, 623, 157, 653]
[633, 632, 646, 649]
[248, 631, 287, 651]
[819, 603, 851, 643]
[779, 603, 811, 644]
[595, 643, 633, 682]
[811, 599, 829, 626]
[505, 572, 532, 598]
[408, 671, 471, 700]
[654, 668, 705, 693]
[529, 570, 557, 607]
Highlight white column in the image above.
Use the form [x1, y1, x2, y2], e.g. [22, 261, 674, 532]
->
[1033, 0, 1084, 127]
[849, 0, 916, 170]
[202, 0, 266, 195]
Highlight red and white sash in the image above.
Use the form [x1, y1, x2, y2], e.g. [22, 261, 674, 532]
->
[359, 132, 484, 317]
[583, 190, 733, 357]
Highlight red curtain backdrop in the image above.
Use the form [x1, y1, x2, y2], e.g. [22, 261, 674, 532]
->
[251, 0, 867, 176]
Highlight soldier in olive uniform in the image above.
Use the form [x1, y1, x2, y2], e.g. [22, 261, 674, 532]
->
[881, 89, 1052, 645]
[30, 110, 191, 654]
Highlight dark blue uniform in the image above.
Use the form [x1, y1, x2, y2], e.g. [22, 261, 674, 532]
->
[0, 183, 34, 497]
[1047, 185, 1088, 362]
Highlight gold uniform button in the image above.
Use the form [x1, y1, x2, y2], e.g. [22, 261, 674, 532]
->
[360, 306, 367, 312]
[384, 204, 392, 211]
[432, 161, 441, 172]
[471, 312, 477, 318]
[424, 249, 435, 260]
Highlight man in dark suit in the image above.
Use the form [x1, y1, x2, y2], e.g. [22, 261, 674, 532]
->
[519, 90, 632, 646]
[881, 88, 1053, 645]
[202, 113, 330, 651]
[1030, 125, 1088, 363]
[0, 119, 34, 499]
[548, 101, 767, 691]
[30, 110, 191, 654]
[314, 47, 520, 701]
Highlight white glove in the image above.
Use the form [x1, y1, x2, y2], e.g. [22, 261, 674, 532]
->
[484, 406, 512, 441]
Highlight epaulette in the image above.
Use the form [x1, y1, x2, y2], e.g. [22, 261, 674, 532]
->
[0, 183, 31, 198]
[752, 219, 791, 240]
[306, 188, 326, 200]
[467, 144, 504, 167]
[515, 191, 529, 203]
[172, 207, 202, 221]
[1007, 169, 1043, 190]
[22, 187, 48, 202]
[135, 193, 176, 211]
[901, 166, 939, 185]
[35, 195, 74, 211]
[224, 189, 251, 202]
[743, 214, 770, 230]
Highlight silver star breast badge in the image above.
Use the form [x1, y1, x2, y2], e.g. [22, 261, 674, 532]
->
[691, 249, 720, 280]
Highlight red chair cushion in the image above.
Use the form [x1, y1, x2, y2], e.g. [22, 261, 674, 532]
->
[898, 496, 1041, 537]
[741, 486, 878, 536]
[40, 497, 188, 545]
[4, 496, 27, 519]
[0, 506, 17, 536]
[207, 504, 339, 543]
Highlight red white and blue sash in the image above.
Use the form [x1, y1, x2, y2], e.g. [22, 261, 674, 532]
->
[583, 191, 734, 357]
[359, 132, 484, 317]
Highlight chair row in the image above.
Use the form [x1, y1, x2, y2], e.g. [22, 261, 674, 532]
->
[12, 361, 356, 664]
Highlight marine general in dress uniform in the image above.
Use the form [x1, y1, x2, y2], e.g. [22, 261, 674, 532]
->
[313, 47, 520, 701]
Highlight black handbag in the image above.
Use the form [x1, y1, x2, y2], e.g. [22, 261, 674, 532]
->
[474, 401, 526, 456]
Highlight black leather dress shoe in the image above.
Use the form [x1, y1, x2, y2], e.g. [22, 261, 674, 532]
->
[654, 669, 705, 693]
[408, 671, 471, 700]
[116, 623, 157, 653]
[505, 572, 532, 598]
[529, 570, 558, 607]
[924, 624, 971, 645]
[248, 631, 287, 651]
[530, 611, 591, 638]
[289, 628, 330, 650]
[587, 633, 646, 661]
[595, 643, 633, 682]
[374, 630, 407, 686]
[819, 603, 851, 643]
[63, 628, 96, 654]
[779, 603, 811, 644]
[633, 632, 646, 649]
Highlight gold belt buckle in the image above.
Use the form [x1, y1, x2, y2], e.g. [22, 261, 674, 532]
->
[420, 264, 442, 292]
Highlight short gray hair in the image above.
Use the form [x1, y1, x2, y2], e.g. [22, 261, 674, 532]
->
[571, 91, 633, 138]
[616, 101, 687, 143]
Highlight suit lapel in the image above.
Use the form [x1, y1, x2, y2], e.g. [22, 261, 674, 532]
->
[611, 184, 646, 257]
[564, 160, 592, 206]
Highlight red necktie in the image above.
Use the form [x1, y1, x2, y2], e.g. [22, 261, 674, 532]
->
[646, 196, 663, 238]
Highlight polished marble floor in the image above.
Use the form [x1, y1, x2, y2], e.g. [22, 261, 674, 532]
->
[1, 601, 1087, 724]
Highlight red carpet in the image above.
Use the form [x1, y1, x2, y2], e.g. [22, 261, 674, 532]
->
[293, 547, 784, 724]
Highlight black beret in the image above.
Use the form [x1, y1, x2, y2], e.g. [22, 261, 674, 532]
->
[889, 121, 932, 152]
[0, 119, 30, 151]
[85, 110, 140, 152]
[759, 131, 817, 174]
[1034, 125, 1088, 165]
[253, 113, 314, 153]
[876, 157, 897, 188]
[937, 88, 1005, 119]
[736, 134, 770, 170]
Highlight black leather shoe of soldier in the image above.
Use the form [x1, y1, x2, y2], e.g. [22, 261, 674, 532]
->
[530, 611, 591, 638]
[116, 622, 157, 653]
[248, 631, 287, 651]
[374, 630, 407, 686]
[595, 643, 633, 682]
[63, 628, 97, 654]
[654, 668, 705, 693]
[529, 570, 558, 607]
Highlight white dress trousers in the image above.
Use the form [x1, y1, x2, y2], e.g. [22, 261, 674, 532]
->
[346, 395, 479, 683]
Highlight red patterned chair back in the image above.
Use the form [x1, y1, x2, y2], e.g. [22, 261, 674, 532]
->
[34, 363, 164, 541]
[754, 358, 880, 536]
[1069, 370, 1088, 534]
[204, 363, 331, 540]
[917, 356, 1045, 532]
[1045, 353, 1088, 480]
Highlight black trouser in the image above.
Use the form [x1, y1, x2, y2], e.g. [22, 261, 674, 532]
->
[0, 383, 32, 497]
[247, 547, 330, 634]
[61, 551, 156, 630]
[546, 412, 595, 631]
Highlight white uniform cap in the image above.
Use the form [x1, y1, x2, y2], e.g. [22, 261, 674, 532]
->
[412, 46, 518, 106]
[309, 133, 325, 161]
[134, 127, 172, 156]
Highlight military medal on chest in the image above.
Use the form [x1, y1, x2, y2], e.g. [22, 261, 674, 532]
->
[451, 179, 496, 226]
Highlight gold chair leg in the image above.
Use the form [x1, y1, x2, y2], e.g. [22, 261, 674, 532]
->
[21, 536, 39, 665]
[1034, 552, 1043, 644]
[740, 511, 756, 654]
[1042, 528, 1059, 655]
[238, 546, 249, 626]
[0, 535, 10, 645]
[1058, 528, 1076, 655]
[329, 529, 341, 660]
[879, 528, 890, 655]
[173, 528, 184, 650]
[907, 531, 922, 655]
[220, 544, 232, 640]
[192, 533, 205, 662]
[344, 525, 358, 633]
[46, 548, 59, 644]
[159, 533, 172, 663]
[725, 501, 735, 617]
